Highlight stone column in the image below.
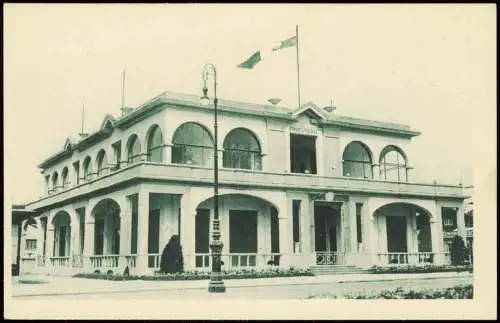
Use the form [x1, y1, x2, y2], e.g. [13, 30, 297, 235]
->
[82, 219, 95, 271]
[119, 196, 132, 271]
[299, 198, 310, 254]
[364, 206, 377, 267]
[180, 193, 196, 271]
[278, 216, 291, 268]
[135, 189, 150, 275]
[372, 164, 380, 180]
[45, 227, 55, 271]
[164, 143, 172, 164]
[430, 205, 444, 265]
[408, 212, 418, 264]
[348, 201, 359, 265]
[456, 204, 466, 238]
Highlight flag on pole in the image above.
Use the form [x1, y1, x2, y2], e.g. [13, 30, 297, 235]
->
[272, 35, 297, 51]
[237, 35, 297, 69]
[237, 51, 262, 69]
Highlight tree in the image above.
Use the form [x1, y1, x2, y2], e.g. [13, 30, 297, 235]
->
[159, 234, 184, 274]
[450, 234, 467, 266]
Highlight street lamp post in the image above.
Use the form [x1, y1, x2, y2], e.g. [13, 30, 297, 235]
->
[200, 63, 226, 293]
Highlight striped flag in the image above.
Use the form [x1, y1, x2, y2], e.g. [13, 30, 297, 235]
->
[237, 35, 297, 69]
[237, 51, 262, 69]
[272, 35, 297, 51]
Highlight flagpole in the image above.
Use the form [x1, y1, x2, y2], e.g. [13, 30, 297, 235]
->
[295, 25, 301, 109]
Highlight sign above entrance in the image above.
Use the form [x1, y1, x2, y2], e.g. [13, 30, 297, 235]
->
[310, 192, 349, 202]
[290, 127, 321, 136]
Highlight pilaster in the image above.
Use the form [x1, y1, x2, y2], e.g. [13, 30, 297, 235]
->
[135, 189, 150, 275]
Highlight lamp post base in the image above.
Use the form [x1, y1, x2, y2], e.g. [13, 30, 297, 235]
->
[208, 281, 226, 293]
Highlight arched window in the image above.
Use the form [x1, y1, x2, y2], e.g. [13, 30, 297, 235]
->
[127, 134, 142, 164]
[223, 128, 262, 170]
[379, 145, 407, 182]
[51, 172, 59, 192]
[61, 167, 69, 188]
[83, 156, 92, 181]
[96, 150, 108, 176]
[342, 141, 373, 179]
[147, 125, 164, 162]
[172, 123, 214, 167]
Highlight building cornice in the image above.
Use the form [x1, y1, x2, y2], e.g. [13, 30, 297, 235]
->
[38, 91, 421, 169]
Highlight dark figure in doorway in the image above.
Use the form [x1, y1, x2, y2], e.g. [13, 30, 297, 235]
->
[159, 235, 184, 274]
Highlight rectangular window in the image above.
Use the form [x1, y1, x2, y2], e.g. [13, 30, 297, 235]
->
[73, 161, 80, 185]
[270, 207, 280, 253]
[147, 209, 160, 268]
[356, 203, 363, 245]
[112, 141, 122, 170]
[26, 239, 37, 250]
[441, 207, 457, 230]
[292, 200, 301, 244]
[45, 175, 50, 193]
[58, 226, 67, 256]
[77, 208, 85, 254]
[195, 209, 210, 253]
[229, 210, 258, 253]
[94, 219, 104, 255]
[148, 209, 160, 254]
[178, 208, 181, 241]
[290, 134, 317, 174]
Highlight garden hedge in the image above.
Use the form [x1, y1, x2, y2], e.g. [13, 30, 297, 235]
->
[308, 284, 473, 299]
[73, 267, 314, 281]
[368, 264, 473, 274]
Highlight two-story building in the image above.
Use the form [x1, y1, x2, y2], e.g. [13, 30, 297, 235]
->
[20, 91, 472, 276]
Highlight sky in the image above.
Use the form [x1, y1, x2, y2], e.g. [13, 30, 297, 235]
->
[4, 4, 496, 204]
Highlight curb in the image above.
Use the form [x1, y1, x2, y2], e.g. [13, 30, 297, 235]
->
[11, 272, 473, 298]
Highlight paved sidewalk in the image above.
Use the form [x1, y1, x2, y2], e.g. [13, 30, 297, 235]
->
[10, 271, 472, 297]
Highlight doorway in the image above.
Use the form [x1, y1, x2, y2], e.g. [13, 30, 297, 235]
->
[314, 203, 342, 265]
[386, 216, 407, 252]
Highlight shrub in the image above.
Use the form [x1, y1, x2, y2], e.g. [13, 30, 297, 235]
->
[450, 235, 467, 266]
[73, 267, 314, 281]
[308, 284, 473, 299]
[369, 264, 472, 274]
[159, 235, 184, 274]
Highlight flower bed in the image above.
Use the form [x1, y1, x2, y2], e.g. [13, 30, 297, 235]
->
[369, 264, 473, 274]
[308, 284, 473, 299]
[73, 267, 314, 281]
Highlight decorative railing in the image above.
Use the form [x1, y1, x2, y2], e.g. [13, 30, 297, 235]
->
[195, 253, 211, 269]
[465, 228, 473, 238]
[222, 149, 262, 171]
[71, 254, 83, 267]
[32, 162, 468, 209]
[125, 255, 137, 269]
[90, 255, 119, 268]
[37, 254, 46, 267]
[376, 252, 438, 265]
[147, 253, 161, 269]
[194, 253, 281, 270]
[315, 251, 346, 265]
[50, 256, 71, 268]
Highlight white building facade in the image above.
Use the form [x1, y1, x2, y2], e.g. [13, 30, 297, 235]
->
[21, 91, 472, 276]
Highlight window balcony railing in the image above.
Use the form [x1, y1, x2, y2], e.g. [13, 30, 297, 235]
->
[223, 149, 262, 171]
[90, 254, 119, 268]
[172, 144, 214, 167]
[375, 252, 437, 265]
[315, 251, 346, 265]
[35, 160, 468, 207]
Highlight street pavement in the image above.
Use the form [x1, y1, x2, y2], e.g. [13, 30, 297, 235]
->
[9, 271, 473, 299]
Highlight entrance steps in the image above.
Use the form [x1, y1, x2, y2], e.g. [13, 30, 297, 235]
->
[311, 265, 368, 275]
